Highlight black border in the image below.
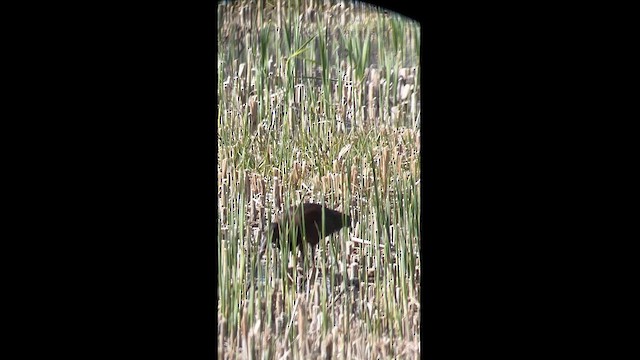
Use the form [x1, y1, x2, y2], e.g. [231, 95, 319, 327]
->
[19, 0, 590, 358]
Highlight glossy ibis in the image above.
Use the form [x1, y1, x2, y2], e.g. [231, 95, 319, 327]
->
[259, 203, 351, 268]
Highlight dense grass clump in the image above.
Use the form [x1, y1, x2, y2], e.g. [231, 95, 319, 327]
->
[218, 0, 420, 358]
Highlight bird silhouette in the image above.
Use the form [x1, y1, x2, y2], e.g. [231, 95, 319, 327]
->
[259, 203, 351, 268]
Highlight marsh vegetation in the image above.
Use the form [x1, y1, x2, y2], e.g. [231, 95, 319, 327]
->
[218, 0, 421, 358]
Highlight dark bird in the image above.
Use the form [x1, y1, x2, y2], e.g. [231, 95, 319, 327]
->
[259, 203, 351, 268]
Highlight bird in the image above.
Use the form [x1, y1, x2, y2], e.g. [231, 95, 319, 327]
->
[259, 203, 351, 269]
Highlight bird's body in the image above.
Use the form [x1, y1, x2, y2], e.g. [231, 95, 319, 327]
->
[259, 203, 351, 266]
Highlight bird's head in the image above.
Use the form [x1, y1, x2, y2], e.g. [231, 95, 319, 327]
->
[344, 214, 352, 228]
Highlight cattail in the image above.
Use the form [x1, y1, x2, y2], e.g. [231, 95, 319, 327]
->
[311, 174, 321, 193]
[244, 171, 251, 203]
[221, 158, 228, 180]
[219, 182, 227, 221]
[322, 332, 333, 360]
[249, 195, 256, 224]
[297, 296, 307, 356]
[248, 94, 258, 133]
[254, 172, 262, 193]
[300, 160, 307, 180]
[273, 174, 281, 211]
[258, 196, 265, 232]
[410, 160, 417, 180]
[335, 173, 344, 198]
[380, 125, 387, 138]
[290, 161, 299, 188]
[219, 317, 227, 340]
[349, 261, 359, 280]
[350, 163, 357, 192]
[381, 146, 389, 191]
[396, 133, 405, 156]
[275, 313, 284, 336]
[363, 166, 370, 189]
[270, 289, 278, 326]
[259, 175, 265, 196]
[322, 175, 329, 194]
[241, 305, 248, 351]
[367, 268, 376, 283]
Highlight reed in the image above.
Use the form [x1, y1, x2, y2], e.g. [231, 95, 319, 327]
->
[218, 1, 420, 358]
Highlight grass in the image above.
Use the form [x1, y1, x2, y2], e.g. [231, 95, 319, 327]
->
[218, 0, 420, 358]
